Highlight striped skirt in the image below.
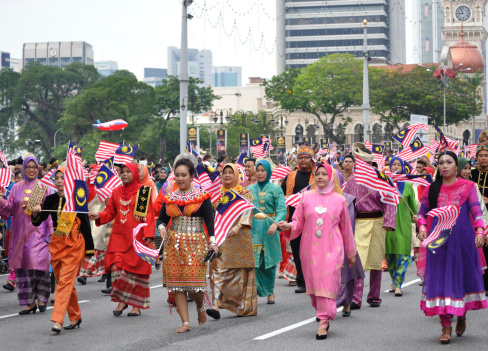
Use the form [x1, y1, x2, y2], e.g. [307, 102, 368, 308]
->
[14, 268, 50, 306]
[111, 266, 150, 309]
[78, 249, 106, 277]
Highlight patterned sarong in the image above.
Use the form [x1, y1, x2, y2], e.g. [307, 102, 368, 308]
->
[111, 266, 150, 309]
[14, 268, 50, 306]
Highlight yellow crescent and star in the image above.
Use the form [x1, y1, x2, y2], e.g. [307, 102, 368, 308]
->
[252, 139, 260, 145]
[428, 237, 445, 250]
[121, 145, 133, 155]
[76, 187, 87, 207]
[96, 171, 108, 184]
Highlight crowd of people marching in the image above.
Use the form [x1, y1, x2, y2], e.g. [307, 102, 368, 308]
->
[1, 125, 488, 344]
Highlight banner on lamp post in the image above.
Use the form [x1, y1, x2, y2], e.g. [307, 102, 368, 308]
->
[320, 138, 329, 150]
[217, 130, 227, 158]
[187, 126, 200, 151]
[239, 133, 249, 155]
[277, 136, 286, 165]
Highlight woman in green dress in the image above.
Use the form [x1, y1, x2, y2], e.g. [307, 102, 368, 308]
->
[385, 157, 417, 296]
[248, 159, 286, 304]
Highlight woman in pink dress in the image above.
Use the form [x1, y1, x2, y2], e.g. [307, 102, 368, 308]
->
[279, 163, 357, 340]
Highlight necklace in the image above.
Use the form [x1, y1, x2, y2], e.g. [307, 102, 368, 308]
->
[257, 183, 268, 211]
[120, 196, 132, 224]
[315, 192, 331, 238]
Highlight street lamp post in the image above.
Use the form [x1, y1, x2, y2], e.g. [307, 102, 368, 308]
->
[232, 110, 247, 131]
[362, 19, 371, 143]
[274, 114, 288, 136]
[53, 128, 62, 148]
[213, 109, 229, 129]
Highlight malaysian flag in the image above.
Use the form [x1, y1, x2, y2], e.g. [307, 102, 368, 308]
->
[39, 168, 57, 191]
[214, 190, 255, 246]
[434, 123, 449, 153]
[132, 223, 159, 265]
[470, 144, 477, 158]
[421, 205, 460, 253]
[372, 144, 384, 165]
[386, 172, 433, 187]
[396, 137, 429, 161]
[285, 184, 312, 207]
[261, 137, 274, 150]
[95, 141, 119, 162]
[380, 191, 400, 207]
[64, 150, 88, 212]
[446, 137, 460, 154]
[68, 142, 83, 160]
[236, 153, 248, 181]
[271, 165, 292, 180]
[94, 164, 122, 202]
[204, 173, 221, 203]
[250, 138, 269, 157]
[429, 140, 439, 154]
[186, 142, 200, 158]
[364, 140, 373, 151]
[0, 168, 11, 190]
[0, 151, 7, 167]
[392, 124, 428, 147]
[355, 157, 400, 197]
[115, 143, 138, 164]
[166, 171, 174, 183]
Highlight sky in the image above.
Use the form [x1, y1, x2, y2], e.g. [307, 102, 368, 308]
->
[0, 0, 278, 83]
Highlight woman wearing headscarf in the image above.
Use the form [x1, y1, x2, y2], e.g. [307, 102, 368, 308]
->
[279, 163, 357, 340]
[206, 164, 257, 320]
[31, 167, 94, 333]
[156, 167, 169, 193]
[89, 162, 155, 317]
[385, 157, 417, 296]
[138, 164, 157, 204]
[418, 151, 487, 344]
[0, 155, 52, 314]
[248, 159, 286, 304]
[156, 154, 217, 333]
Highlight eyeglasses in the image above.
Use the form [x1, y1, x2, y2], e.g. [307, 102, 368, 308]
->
[24, 166, 37, 170]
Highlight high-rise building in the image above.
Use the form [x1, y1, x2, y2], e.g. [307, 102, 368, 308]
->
[143, 67, 167, 87]
[167, 47, 212, 87]
[95, 61, 118, 76]
[276, 0, 407, 73]
[212, 66, 242, 87]
[23, 41, 94, 68]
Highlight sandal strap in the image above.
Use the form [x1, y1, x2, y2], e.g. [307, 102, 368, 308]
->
[196, 306, 206, 313]
[181, 322, 191, 328]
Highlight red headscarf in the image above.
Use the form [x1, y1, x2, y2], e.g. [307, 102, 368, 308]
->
[417, 167, 435, 202]
[87, 164, 98, 203]
[119, 162, 142, 199]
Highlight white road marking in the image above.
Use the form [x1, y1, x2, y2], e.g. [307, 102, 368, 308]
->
[255, 277, 421, 340]
[0, 300, 90, 320]
[383, 278, 420, 293]
[150, 284, 163, 289]
[254, 307, 343, 340]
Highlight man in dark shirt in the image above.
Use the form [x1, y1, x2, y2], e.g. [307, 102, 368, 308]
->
[281, 145, 315, 293]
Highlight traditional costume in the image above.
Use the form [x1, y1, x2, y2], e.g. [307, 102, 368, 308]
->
[285, 163, 357, 327]
[249, 160, 286, 298]
[210, 164, 257, 316]
[32, 167, 94, 325]
[418, 178, 487, 319]
[385, 157, 417, 290]
[0, 156, 52, 309]
[95, 163, 155, 310]
[343, 143, 396, 307]
[157, 182, 214, 294]
[281, 145, 315, 291]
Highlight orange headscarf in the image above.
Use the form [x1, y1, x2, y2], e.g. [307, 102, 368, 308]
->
[139, 164, 157, 203]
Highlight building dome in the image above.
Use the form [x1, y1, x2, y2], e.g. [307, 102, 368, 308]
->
[449, 27, 484, 73]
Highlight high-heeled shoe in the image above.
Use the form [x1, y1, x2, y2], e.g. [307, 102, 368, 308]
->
[52, 324, 62, 334]
[64, 319, 82, 330]
[113, 304, 128, 316]
[19, 305, 37, 315]
[316, 322, 329, 340]
[38, 303, 47, 312]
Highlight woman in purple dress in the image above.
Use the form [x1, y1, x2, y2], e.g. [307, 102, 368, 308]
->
[418, 151, 487, 344]
[0, 155, 52, 314]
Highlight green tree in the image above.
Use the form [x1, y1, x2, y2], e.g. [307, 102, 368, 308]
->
[0, 62, 101, 160]
[264, 54, 362, 142]
[0, 68, 21, 157]
[370, 66, 482, 127]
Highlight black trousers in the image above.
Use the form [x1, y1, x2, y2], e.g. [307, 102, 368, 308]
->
[290, 234, 305, 288]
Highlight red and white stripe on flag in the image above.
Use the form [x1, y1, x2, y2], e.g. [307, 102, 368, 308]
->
[364, 141, 373, 150]
[470, 144, 477, 158]
[380, 191, 400, 207]
[262, 137, 274, 150]
[285, 193, 303, 207]
[271, 165, 292, 180]
[166, 172, 175, 182]
[214, 196, 254, 246]
[0, 168, 11, 189]
[355, 157, 400, 197]
[402, 124, 428, 146]
[396, 144, 428, 161]
[95, 141, 119, 162]
[39, 169, 57, 191]
[0, 151, 7, 167]
[421, 205, 460, 249]
[64, 150, 85, 211]
[202, 176, 221, 203]
[429, 140, 439, 153]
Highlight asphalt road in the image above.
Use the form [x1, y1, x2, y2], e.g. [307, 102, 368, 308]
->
[0, 267, 487, 351]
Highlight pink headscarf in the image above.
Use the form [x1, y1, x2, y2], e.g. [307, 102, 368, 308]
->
[315, 162, 335, 195]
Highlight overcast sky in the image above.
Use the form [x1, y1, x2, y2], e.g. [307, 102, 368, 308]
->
[1, 0, 277, 83]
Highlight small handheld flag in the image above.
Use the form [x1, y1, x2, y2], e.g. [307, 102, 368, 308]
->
[115, 143, 138, 164]
[421, 205, 460, 253]
[132, 223, 159, 265]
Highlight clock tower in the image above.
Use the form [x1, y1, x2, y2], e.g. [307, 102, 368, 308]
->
[442, 0, 488, 48]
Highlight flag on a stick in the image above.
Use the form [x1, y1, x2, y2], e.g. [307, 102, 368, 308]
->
[94, 164, 122, 202]
[115, 143, 138, 164]
[392, 124, 427, 147]
[355, 157, 400, 197]
[421, 205, 460, 253]
[39, 168, 57, 191]
[0, 168, 11, 190]
[95, 141, 119, 162]
[132, 223, 159, 265]
[64, 150, 88, 212]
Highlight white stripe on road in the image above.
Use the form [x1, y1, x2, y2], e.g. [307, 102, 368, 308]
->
[254, 307, 343, 340]
[255, 277, 421, 340]
[383, 278, 420, 293]
[150, 284, 163, 289]
[0, 300, 90, 320]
